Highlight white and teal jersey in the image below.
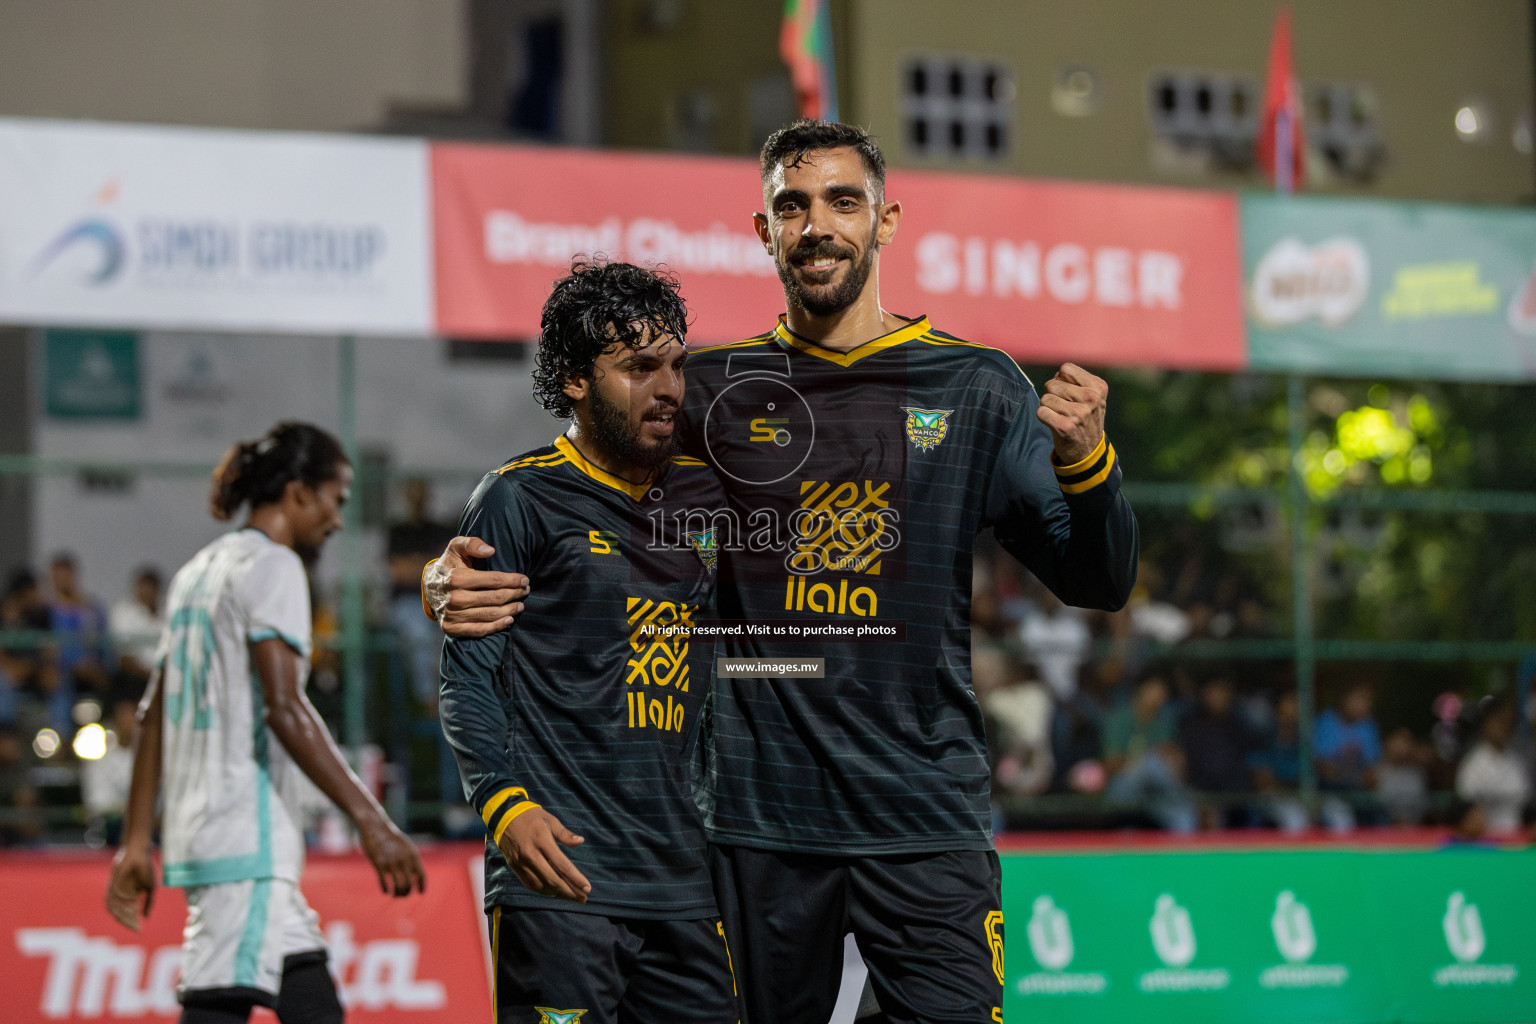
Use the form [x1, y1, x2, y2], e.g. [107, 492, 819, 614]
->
[150, 528, 312, 888]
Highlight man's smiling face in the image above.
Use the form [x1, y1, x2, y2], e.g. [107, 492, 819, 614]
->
[758, 146, 886, 317]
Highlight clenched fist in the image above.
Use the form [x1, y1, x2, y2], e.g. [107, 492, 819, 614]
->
[1037, 363, 1108, 466]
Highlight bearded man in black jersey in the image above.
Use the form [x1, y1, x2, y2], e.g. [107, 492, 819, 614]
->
[439, 260, 738, 1024]
[430, 122, 1138, 1024]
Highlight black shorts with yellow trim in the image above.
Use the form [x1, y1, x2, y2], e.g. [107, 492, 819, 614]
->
[710, 846, 1004, 1024]
[487, 905, 740, 1024]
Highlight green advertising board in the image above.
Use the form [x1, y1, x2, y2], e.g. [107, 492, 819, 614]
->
[42, 328, 142, 419]
[1001, 847, 1536, 1023]
[1242, 195, 1536, 381]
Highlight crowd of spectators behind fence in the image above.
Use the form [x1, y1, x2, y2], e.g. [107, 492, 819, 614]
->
[3, 520, 1532, 846]
[972, 536, 1535, 839]
[0, 555, 162, 845]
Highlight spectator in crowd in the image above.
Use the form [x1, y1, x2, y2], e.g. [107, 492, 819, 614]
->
[1377, 725, 1430, 826]
[1179, 674, 1255, 828]
[386, 478, 455, 709]
[1313, 682, 1385, 831]
[47, 553, 110, 706]
[1455, 696, 1531, 838]
[0, 722, 43, 846]
[1019, 582, 1091, 701]
[1, 570, 60, 731]
[1249, 690, 1307, 832]
[1315, 681, 1383, 789]
[1049, 664, 1106, 794]
[82, 697, 137, 846]
[107, 567, 163, 703]
[977, 645, 1054, 803]
[1102, 671, 1195, 833]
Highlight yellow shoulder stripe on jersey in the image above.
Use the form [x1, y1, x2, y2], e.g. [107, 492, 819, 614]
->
[555, 435, 653, 500]
[699, 334, 777, 351]
[496, 451, 568, 475]
[919, 331, 1033, 384]
[917, 331, 991, 349]
[774, 314, 931, 366]
[671, 456, 708, 467]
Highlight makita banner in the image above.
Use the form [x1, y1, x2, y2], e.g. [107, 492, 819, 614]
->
[0, 118, 433, 335]
[431, 144, 1245, 369]
[3, 848, 490, 1023]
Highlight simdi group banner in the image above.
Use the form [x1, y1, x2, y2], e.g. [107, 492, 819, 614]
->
[1244, 194, 1536, 381]
[431, 143, 1246, 370]
[0, 118, 434, 336]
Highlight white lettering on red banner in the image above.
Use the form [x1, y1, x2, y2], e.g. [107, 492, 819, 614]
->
[16, 922, 447, 1019]
[913, 233, 1184, 310]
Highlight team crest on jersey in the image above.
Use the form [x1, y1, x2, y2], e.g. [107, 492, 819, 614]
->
[903, 407, 954, 451]
[685, 528, 718, 573]
[536, 1010, 587, 1024]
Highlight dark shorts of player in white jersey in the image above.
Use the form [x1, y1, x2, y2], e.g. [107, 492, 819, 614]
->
[710, 846, 1004, 1024]
[486, 907, 741, 1024]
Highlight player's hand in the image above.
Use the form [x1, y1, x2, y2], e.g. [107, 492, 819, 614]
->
[1037, 363, 1108, 466]
[424, 536, 529, 639]
[358, 817, 427, 897]
[106, 844, 156, 931]
[497, 808, 590, 903]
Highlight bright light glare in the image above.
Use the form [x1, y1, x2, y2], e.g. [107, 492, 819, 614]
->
[33, 728, 60, 758]
[1455, 107, 1480, 136]
[73, 723, 108, 761]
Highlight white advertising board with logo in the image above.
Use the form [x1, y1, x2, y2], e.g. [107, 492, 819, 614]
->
[0, 118, 432, 335]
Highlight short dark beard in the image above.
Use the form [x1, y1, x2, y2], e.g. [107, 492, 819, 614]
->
[776, 225, 879, 317]
[588, 383, 675, 473]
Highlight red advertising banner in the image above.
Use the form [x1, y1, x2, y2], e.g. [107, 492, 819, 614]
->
[432, 144, 785, 345]
[430, 144, 1244, 370]
[2, 847, 490, 1023]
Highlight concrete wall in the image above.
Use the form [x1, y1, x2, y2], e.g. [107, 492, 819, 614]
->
[0, 0, 467, 132]
[845, 0, 1534, 202]
[603, 0, 793, 154]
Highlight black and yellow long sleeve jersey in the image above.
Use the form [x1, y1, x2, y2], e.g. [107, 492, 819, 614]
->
[440, 435, 728, 918]
[677, 314, 1139, 856]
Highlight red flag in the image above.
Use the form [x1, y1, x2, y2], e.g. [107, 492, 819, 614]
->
[1257, 7, 1303, 192]
[780, 0, 838, 120]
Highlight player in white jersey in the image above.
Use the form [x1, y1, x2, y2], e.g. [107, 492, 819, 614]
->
[107, 422, 425, 1024]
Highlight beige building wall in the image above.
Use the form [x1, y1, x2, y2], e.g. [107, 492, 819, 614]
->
[603, 0, 789, 155]
[845, 0, 1534, 203]
[0, 0, 467, 133]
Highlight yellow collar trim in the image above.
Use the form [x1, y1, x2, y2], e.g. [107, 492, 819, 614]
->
[773, 314, 931, 366]
[554, 436, 653, 500]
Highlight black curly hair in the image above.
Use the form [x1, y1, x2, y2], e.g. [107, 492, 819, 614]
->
[209, 421, 348, 521]
[530, 259, 690, 419]
[759, 119, 886, 200]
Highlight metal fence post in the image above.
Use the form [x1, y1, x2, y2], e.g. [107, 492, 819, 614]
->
[338, 334, 367, 749]
[1287, 374, 1318, 806]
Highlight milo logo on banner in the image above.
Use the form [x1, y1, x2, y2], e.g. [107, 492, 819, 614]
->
[1434, 891, 1519, 988]
[1015, 896, 1108, 996]
[1137, 894, 1231, 993]
[1259, 890, 1349, 989]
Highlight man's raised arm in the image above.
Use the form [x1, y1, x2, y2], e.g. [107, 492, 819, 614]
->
[987, 363, 1139, 610]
